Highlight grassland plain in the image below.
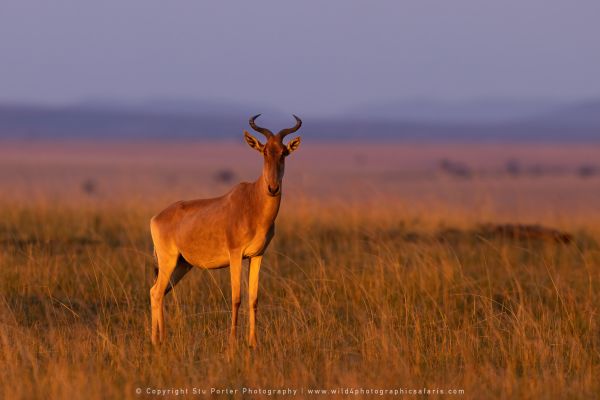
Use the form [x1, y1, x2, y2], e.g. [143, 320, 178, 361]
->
[0, 141, 599, 399]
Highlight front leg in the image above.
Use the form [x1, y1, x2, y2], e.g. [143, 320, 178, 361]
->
[248, 255, 262, 348]
[228, 249, 243, 347]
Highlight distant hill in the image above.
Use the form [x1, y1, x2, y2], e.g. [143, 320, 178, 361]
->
[0, 103, 241, 139]
[344, 98, 563, 124]
[0, 99, 598, 141]
[526, 99, 600, 127]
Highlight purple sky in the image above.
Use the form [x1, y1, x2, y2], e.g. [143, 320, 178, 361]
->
[1, 0, 599, 115]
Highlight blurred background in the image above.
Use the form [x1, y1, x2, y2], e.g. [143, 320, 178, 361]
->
[3, 4, 600, 398]
[1, 0, 599, 222]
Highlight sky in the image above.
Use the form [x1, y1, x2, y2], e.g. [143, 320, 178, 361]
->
[1, 0, 599, 116]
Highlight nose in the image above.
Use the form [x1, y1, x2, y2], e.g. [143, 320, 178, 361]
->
[268, 184, 280, 195]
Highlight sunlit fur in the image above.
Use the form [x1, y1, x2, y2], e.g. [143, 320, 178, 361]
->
[149, 116, 301, 348]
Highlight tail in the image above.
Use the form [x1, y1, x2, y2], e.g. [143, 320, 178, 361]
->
[152, 248, 159, 282]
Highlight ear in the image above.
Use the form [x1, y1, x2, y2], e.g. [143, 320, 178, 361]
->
[244, 130, 264, 152]
[286, 136, 301, 154]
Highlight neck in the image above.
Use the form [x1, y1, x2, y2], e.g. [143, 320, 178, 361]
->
[252, 175, 282, 225]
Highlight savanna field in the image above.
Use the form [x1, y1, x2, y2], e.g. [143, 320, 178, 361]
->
[0, 140, 599, 399]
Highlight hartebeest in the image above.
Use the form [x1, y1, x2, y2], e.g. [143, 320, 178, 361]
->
[149, 114, 302, 347]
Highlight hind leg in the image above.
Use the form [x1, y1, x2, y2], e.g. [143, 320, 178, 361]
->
[150, 250, 178, 346]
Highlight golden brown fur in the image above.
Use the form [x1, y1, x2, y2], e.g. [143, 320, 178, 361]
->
[149, 115, 301, 348]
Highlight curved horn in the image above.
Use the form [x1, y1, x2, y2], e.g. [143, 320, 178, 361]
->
[277, 115, 302, 138]
[249, 114, 273, 138]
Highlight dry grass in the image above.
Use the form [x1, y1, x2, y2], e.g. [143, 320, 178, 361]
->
[0, 200, 598, 399]
[0, 140, 599, 399]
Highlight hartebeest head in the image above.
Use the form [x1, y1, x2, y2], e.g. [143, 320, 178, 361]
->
[244, 114, 302, 196]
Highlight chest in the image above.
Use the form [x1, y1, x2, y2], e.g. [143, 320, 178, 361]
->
[243, 224, 275, 257]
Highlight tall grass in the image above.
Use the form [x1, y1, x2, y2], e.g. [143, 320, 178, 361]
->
[0, 201, 598, 399]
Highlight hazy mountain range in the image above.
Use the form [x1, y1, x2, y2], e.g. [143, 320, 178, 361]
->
[344, 98, 565, 124]
[0, 98, 598, 141]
